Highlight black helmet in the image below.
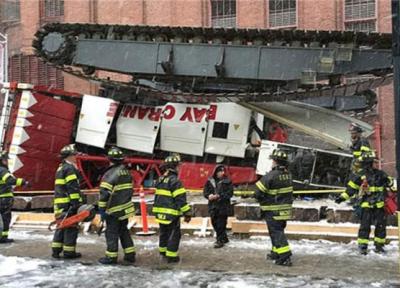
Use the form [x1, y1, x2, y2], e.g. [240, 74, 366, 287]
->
[0, 151, 9, 160]
[162, 154, 181, 170]
[357, 150, 376, 165]
[349, 123, 364, 133]
[59, 144, 78, 159]
[270, 149, 288, 163]
[107, 146, 124, 162]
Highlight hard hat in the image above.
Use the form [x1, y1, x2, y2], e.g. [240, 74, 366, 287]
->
[270, 149, 288, 162]
[59, 144, 78, 158]
[107, 146, 124, 162]
[349, 123, 364, 133]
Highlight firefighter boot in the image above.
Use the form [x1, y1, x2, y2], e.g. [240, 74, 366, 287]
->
[167, 256, 180, 263]
[214, 241, 224, 249]
[0, 238, 14, 244]
[374, 244, 385, 254]
[123, 253, 136, 264]
[266, 251, 279, 261]
[51, 252, 61, 259]
[275, 256, 292, 267]
[358, 245, 368, 255]
[98, 257, 117, 265]
[63, 252, 82, 259]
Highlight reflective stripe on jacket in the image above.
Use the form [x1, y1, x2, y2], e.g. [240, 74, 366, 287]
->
[152, 171, 190, 224]
[0, 166, 24, 198]
[54, 161, 83, 216]
[254, 166, 293, 221]
[98, 164, 134, 220]
[341, 168, 392, 209]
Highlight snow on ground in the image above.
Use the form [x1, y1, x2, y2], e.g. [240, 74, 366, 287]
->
[8, 229, 399, 261]
[1, 230, 398, 287]
[0, 255, 397, 288]
[8, 230, 97, 244]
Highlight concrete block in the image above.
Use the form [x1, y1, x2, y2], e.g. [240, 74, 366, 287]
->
[12, 196, 31, 210]
[292, 207, 320, 222]
[31, 195, 53, 210]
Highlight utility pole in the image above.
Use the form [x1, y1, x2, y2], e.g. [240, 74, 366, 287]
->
[391, 0, 400, 270]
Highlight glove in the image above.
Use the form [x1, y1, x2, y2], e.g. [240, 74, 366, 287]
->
[98, 209, 108, 221]
[183, 214, 191, 223]
[335, 196, 345, 204]
[23, 180, 31, 187]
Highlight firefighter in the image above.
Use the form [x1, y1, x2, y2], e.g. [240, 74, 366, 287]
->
[203, 164, 233, 248]
[153, 155, 191, 263]
[52, 144, 84, 259]
[349, 123, 370, 158]
[335, 149, 393, 255]
[98, 147, 136, 265]
[0, 151, 28, 243]
[254, 149, 293, 266]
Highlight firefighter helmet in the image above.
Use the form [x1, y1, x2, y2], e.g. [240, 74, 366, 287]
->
[0, 151, 9, 160]
[270, 149, 288, 163]
[357, 150, 376, 164]
[349, 123, 364, 133]
[107, 146, 124, 162]
[59, 144, 78, 158]
[162, 154, 181, 170]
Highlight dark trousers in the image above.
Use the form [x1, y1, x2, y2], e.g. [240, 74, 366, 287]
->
[52, 226, 79, 256]
[0, 198, 13, 239]
[210, 211, 228, 242]
[265, 212, 291, 259]
[358, 207, 386, 247]
[159, 218, 181, 258]
[105, 216, 135, 259]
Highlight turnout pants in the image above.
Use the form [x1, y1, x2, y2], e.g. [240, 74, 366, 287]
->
[210, 210, 228, 243]
[265, 212, 292, 260]
[159, 218, 181, 258]
[52, 226, 79, 256]
[0, 197, 13, 239]
[357, 207, 386, 248]
[105, 216, 135, 259]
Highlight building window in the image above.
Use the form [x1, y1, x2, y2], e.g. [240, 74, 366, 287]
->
[211, 0, 236, 28]
[44, 0, 64, 17]
[269, 0, 296, 28]
[1, 0, 20, 22]
[344, 0, 376, 32]
[9, 55, 64, 89]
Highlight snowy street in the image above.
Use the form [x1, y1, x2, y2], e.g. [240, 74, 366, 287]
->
[0, 230, 398, 287]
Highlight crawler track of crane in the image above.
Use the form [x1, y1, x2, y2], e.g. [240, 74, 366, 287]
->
[33, 23, 393, 103]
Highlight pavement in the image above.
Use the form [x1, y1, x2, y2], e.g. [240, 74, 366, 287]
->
[0, 229, 399, 287]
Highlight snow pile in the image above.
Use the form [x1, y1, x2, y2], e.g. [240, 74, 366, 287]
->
[0, 255, 46, 277]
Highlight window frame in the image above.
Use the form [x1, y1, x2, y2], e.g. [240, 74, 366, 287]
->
[1, 0, 21, 23]
[267, 0, 298, 29]
[40, 0, 64, 24]
[343, 0, 377, 32]
[209, 0, 237, 28]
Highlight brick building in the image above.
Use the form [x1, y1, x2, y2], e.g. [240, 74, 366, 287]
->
[0, 0, 396, 174]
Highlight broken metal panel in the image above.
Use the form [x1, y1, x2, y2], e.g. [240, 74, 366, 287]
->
[160, 103, 209, 156]
[205, 103, 251, 158]
[301, 95, 367, 111]
[257, 140, 353, 189]
[74, 39, 392, 82]
[239, 101, 372, 149]
[76, 95, 118, 148]
[116, 104, 162, 154]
